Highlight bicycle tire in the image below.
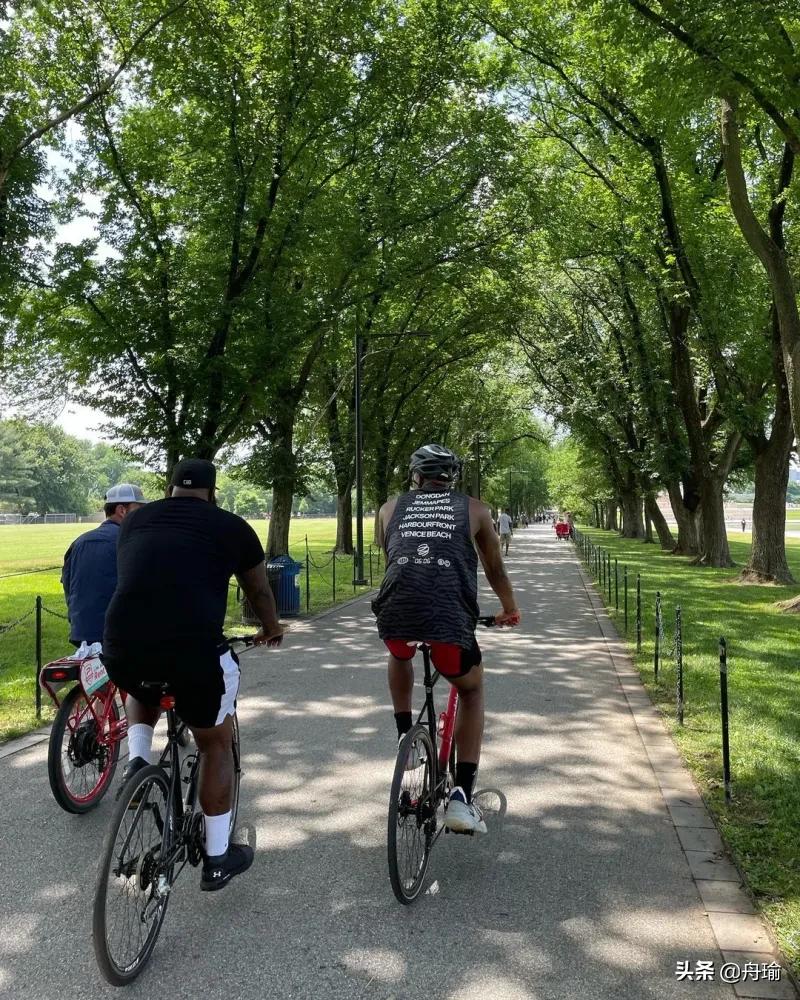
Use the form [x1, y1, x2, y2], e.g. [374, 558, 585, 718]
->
[93, 765, 173, 985]
[48, 685, 120, 814]
[387, 724, 436, 904]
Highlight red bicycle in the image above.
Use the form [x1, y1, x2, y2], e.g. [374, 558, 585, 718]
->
[387, 615, 498, 903]
[40, 651, 128, 813]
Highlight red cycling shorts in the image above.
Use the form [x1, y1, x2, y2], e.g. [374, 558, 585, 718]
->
[383, 637, 481, 677]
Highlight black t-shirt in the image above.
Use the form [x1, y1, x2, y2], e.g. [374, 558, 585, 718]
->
[103, 497, 264, 655]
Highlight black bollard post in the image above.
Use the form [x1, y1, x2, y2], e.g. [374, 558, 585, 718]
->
[719, 638, 732, 802]
[676, 607, 684, 725]
[624, 568, 628, 632]
[305, 536, 310, 612]
[35, 595, 42, 719]
[607, 553, 612, 602]
[614, 558, 619, 611]
[654, 591, 661, 682]
[332, 552, 336, 603]
[636, 573, 642, 652]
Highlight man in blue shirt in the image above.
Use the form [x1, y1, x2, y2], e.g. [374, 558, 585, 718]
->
[61, 484, 147, 649]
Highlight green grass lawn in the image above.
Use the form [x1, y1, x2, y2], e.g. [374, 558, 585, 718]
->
[577, 525, 800, 974]
[0, 518, 383, 743]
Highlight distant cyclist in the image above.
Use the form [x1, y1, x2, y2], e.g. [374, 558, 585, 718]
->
[373, 444, 520, 834]
[102, 459, 284, 891]
[61, 484, 147, 654]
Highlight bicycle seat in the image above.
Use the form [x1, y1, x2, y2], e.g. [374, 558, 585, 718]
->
[139, 680, 176, 709]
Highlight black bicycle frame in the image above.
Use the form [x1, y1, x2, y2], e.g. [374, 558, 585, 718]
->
[413, 646, 448, 803]
[156, 709, 200, 879]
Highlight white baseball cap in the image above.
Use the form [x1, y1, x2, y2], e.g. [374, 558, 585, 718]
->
[105, 483, 148, 503]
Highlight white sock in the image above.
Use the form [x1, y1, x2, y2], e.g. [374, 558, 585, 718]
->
[127, 723, 154, 763]
[204, 812, 231, 858]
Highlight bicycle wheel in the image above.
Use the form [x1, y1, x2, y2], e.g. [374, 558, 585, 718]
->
[93, 765, 174, 985]
[48, 685, 120, 813]
[387, 724, 436, 904]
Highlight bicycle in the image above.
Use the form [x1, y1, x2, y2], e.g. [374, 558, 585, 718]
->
[387, 615, 499, 904]
[40, 650, 190, 814]
[41, 651, 128, 813]
[92, 637, 253, 986]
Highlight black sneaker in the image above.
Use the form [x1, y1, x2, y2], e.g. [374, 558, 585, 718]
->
[116, 756, 150, 803]
[201, 844, 254, 892]
[121, 756, 150, 784]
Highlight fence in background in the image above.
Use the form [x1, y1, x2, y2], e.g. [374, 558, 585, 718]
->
[573, 527, 732, 798]
[0, 542, 386, 719]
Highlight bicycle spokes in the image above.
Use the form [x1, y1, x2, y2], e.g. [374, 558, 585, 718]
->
[96, 774, 171, 978]
[388, 726, 436, 903]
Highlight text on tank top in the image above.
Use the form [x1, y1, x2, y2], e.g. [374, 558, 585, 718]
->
[372, 488, 478, 647]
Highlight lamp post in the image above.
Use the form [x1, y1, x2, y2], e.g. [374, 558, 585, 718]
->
[353, 331, 368, 584]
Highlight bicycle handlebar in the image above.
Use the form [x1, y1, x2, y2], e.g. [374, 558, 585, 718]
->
[477, 616, 497, 628]
[225, 635, 258, 648]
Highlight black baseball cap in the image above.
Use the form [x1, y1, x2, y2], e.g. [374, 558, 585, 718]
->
[169, 459, 217, 491]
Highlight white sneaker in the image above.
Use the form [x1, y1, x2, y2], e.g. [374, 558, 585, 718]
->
[398, 734, 425, 770]
[445, 786, 487, 834]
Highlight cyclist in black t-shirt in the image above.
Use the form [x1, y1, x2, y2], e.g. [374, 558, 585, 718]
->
[103, 459, 284, 891]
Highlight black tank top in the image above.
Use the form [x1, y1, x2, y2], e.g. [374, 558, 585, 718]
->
[372, 488, 479, 647]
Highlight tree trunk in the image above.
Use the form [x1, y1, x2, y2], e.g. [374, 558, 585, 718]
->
[745, 444, 793, 583]
[643, 499, 654, 543]
[695, 476, 733, 568]
[605, 501, 618, 531]
[666, 479, 701, 556]
[619, 480, 644, 538]
[267, 425, 295, 558]
[646, 495, 675, 551]
[335, 488, 353, 554]
[721, 96, 800, 451]
[267, 479, 293, 558]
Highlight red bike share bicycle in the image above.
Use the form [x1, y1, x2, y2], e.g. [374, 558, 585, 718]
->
[40, 650, 128, 813]
[387, 615, 499, 903]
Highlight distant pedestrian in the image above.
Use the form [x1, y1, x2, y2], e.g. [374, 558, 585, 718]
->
[61, 484, 148, 653]
[498, 508, 513, 555]
[741, 518, 746, 532]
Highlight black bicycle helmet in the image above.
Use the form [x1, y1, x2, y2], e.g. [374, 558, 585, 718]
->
[409, 443, 460, 483]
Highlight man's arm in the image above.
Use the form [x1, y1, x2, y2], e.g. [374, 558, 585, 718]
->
[474, 504, 520, 625]
[377, 499, 396, 555]
[61, 545, 73, 608]
[236, 563, 284, 646]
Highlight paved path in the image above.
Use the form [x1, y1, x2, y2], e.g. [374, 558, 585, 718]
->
[0, 527, 759, 998]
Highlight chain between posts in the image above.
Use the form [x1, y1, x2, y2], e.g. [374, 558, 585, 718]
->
[0, 608, 35, 634]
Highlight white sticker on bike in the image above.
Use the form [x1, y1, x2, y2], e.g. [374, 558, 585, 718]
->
[80, 656, 109, 695]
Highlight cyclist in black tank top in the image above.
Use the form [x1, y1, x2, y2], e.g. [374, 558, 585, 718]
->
[373, 444, 520, 834]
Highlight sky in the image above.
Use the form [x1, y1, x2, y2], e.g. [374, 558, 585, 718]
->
[41, 140, 113, 443]
[56, 402, 111, 443]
